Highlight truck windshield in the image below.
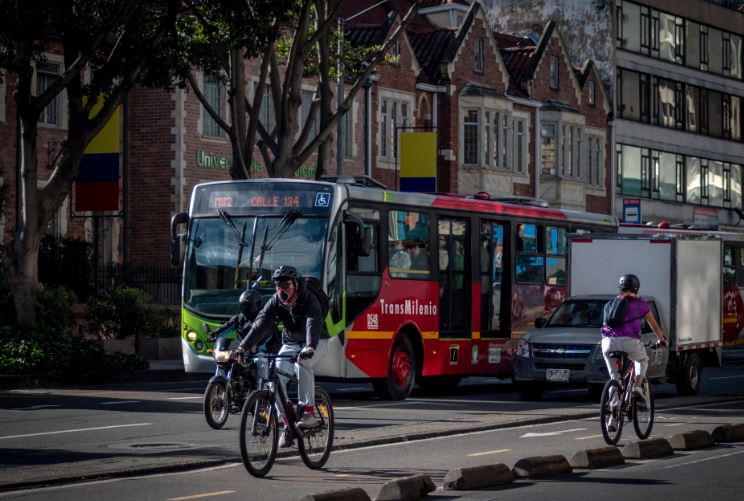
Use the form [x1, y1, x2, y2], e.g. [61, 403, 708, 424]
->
[183, 214, 328, 317]
[547, 300, 604, 328]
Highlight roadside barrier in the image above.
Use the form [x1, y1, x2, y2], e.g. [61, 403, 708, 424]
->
[669, 430, 715, 450]
[621, 437, 674, 459]
[569, 446, 625, 468]
[442, 463, 514, 490]
[376, 474, 436, 501]
[298, 487, 371, 501]
[512, 454, 572, 478]
[712, 423, 744, 443]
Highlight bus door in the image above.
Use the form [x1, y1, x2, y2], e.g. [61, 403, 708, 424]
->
[344, 207, 382, 327]
[479, 221, 509, 338]
[438, 218, 470, 335]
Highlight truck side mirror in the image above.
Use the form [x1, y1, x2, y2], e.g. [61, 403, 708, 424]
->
[344, 212, 371, 257]
[170, 211, 188, 266]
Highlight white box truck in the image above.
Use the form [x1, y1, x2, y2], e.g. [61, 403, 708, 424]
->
[569, 234, 722, 394]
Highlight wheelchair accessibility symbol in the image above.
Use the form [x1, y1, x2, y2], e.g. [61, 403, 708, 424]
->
[315, 193, 331, 207]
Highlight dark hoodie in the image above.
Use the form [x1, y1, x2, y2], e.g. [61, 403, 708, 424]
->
[239, 281, 329, 351]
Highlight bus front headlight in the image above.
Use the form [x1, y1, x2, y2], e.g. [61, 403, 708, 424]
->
[516, 338, 531, 359]
[187, 331, 198, 342]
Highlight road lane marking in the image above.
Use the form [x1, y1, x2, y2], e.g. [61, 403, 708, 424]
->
[11, 405, 61, 410]
[469, 449, 511, 457]
[167, 396, 202, 400]
[167, 491, 235, 500]
[100, 400, 140, 405]
[0, 423, 152, 440]
[709, 374, 744, 380]
[660, 449, 744, 470]
[575, 434, 603, 440]
[663, 423, 685, 427]
[521, 428, 586, 438]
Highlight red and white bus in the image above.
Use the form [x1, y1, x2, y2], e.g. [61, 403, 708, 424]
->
[172, 178, 616, 399]
[620, 223, 744, 348]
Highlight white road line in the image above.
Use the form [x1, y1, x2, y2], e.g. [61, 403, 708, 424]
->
[167, 491, 235, 501]
[0, 423, 152, 440]
[663, 423, 685, 427]
[521, 428, 586, 438]
[167, 396, 203, 400]
[709, 374, 744, 380]
[575, 434, 603, 440]
[100, 400, 140, 405]
[468, 448, 511, 457]
[660, 449, 744, 470]
[11, 405, 61, 410]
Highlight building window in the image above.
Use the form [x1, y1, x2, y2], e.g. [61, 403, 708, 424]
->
[574, 128, 582, 178]
[301, 89, 319, 147]
[463, 110, 479, 165]
[587, 134, 603, 188]
[474, 38, 485, 73]
[541, 123, 556, 175]
[255, 82, 275, 136]
[588, 80, 596, 106]
[37, 62, 61, 126]
[502, 113, 509, 168]
[202, 75, 225, 138]
[379, 95, 413, 162]
[390, 39, 400, 58]
[550, 55, 559, 90]
[0, 71, 5, 123]
[484, 111, 491, 167]
[513, 118, 526, 174]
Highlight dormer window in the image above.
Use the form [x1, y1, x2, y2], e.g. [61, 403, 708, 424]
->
[475, 38, 485, 73]
[391, 38, 400, 58]
[588, 80, 596, 106]
[550, 55, 559, 90]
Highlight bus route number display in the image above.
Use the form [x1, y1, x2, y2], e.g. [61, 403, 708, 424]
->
[207, 190, 331, 210]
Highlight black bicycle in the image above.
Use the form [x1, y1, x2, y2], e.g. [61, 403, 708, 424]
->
[599, 345, 658, 444]
[239, 353, 334, 477]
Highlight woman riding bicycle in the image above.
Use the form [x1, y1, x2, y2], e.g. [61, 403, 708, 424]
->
[601, 274, 666, 416]
[238, 265, 329, 445]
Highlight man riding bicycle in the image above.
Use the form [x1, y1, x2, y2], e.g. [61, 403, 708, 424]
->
[238, 265, 329, 446]
[601, 274, 666, 426]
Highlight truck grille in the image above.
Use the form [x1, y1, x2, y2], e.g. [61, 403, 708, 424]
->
[532, 344, 594, 359]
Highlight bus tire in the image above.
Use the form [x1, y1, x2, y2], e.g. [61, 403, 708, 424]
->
[675, 352, 702, 396]
[373, 335, 416, 400]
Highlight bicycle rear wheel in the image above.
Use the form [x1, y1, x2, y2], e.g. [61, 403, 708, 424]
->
[633, 383, 655, 439]
[600, 379, 624, 445]
[298, 386, 334, 469]
[239, 389, 278, 477]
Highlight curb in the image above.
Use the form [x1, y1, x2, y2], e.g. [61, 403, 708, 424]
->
[569, 446, 624, 468]
[512, 454, 572, 478]
[443, 464, 514, 490]
[622, 438, 674, 459]
[376, 474, 436, 501]
[712, 423, 744, 443]
[669, 430, 715, 450]
[299, 487, 371, 501]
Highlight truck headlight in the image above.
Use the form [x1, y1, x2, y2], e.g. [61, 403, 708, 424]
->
[517, 338, 530, 358]
[213, 350, 231, 363]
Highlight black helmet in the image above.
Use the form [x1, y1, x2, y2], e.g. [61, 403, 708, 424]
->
[239, 289, 262, 318]
[618, 274, 640, 293]
[272, 265, 299, 282]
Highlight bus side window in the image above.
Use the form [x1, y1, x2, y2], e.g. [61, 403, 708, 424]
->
[516, 223, 544, 284]
[346, 209, 382, 323]
[546, 226, 566, 286]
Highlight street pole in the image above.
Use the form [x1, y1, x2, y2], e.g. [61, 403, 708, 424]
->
[336, 16, 345, 175]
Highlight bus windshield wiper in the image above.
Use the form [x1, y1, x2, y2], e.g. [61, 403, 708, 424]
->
[217, 209, 247, 247]
[263, 209, 301, 252]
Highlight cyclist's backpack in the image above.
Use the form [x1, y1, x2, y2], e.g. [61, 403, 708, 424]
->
[603, 297, 628, 328]
[303, 276, 330, 318]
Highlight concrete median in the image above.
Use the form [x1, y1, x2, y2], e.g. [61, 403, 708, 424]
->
[512, 455, 572, 478]
[376, 474, 436, 501]
[569, 446, 624, 468]
[622, 438, 673, 459]
[443, 463, 514, 490]
[298, 487, 371, 501]
[712, 423, 744, 443]
[669, 430, 715, 450]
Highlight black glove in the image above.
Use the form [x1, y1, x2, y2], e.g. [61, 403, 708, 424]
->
[299, 346, 315, 359]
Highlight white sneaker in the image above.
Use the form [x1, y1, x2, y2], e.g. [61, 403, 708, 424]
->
[634, 383, 650, 408]
[278, 427, 292, 448]
[297, 410, 321, 429]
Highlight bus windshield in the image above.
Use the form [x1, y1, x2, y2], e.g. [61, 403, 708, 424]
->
[184, 214, 328, 317]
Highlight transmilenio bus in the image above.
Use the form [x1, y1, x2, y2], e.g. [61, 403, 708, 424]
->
[171, 178, 616, 400]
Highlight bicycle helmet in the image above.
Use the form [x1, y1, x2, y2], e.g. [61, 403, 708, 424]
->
[239, 289, 262, 318]
[272, 265, 299, 282]
[618, 273, 640, 293]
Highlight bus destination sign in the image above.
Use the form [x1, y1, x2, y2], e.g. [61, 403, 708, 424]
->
[205, 189, 332, 213]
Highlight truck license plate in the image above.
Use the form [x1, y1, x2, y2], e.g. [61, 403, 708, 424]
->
[546, 368, 570, 382]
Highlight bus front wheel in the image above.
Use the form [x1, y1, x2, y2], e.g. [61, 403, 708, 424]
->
[373, 336, 416, 400]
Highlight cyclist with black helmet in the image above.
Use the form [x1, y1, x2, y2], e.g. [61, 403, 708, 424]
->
[238, 265, 329, 445]
[209, 289, 263, 342]
[601, 274, 666, 419]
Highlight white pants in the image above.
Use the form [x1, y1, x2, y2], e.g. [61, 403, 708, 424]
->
[276, 339, 328, 410]
[601, 336, 648, 380]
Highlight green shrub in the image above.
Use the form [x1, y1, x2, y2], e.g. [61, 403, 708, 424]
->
[37, 284, 78, 333]
[39, 235, 93, 300]
[0, 325, 148, 382]
[86, 287, 151, 339]
[147, 305, 179, 338]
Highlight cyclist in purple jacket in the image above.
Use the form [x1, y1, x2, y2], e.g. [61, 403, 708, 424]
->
[601, 274, 666, 417]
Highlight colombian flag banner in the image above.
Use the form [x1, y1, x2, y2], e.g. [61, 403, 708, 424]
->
[399, 131, 436, 193]
[75, 98, 121, 212]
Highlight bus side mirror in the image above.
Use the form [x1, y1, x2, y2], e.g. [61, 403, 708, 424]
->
[344, 212, 371, 257]
[170, 211, 188, 266]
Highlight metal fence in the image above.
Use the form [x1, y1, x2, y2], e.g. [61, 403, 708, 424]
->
[94, 264, 182, 305]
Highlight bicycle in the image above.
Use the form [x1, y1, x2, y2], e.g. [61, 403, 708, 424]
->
[239, 353, 334, 477]
[599, 344, 659, 445]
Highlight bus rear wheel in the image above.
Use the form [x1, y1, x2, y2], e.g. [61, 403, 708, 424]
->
[373, 336, 416, 400]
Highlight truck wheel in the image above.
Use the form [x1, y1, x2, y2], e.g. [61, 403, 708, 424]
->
[373, 336, 416, 400]
[675, 353, 702, 396]
[515, 381, 544, 401]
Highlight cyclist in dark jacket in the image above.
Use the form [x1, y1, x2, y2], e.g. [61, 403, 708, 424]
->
[239, 266, 329, 442]
[209, 289, 262, 342]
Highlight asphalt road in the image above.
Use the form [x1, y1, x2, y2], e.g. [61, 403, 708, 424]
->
[1, 351, 743, 497]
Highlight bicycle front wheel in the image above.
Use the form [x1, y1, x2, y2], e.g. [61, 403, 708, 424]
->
[203, 380, 229, 429]
[298, 386, 334, 469]
[600, 379, 624, 445]
[633, 384, 655, 439]
[239, 389, 278, 477]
